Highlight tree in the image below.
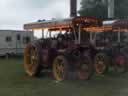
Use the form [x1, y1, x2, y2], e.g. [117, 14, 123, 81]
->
[79, 0, 128, 19]
[79, 0, 107, 19]
[115, 0, 128, 18]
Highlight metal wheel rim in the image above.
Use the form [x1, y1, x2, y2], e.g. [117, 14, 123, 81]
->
[53, 57, 66, 81]
[95, 54, 106, 74]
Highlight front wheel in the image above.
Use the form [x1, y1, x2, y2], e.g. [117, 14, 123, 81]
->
[94, 52, 108, 75]
[52, 56, 69, 81]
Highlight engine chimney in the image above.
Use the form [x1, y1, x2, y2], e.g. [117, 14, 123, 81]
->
[70, 0, 77, 17]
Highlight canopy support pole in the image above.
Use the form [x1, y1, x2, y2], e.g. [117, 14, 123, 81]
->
[118, 28, 121, 43]
[42, 30, 44, 39]
[78, 24, 81, 44]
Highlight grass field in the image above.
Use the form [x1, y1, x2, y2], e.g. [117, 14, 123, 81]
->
[0, 58, 128, 96]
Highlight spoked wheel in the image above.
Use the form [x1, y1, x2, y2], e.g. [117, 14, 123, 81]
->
[53, 56, 68, 81]
[94, 52, 108, 75]
[77, 55, 93, 80]
[24, 42, 42, 77]
[113, 53, 127, 73]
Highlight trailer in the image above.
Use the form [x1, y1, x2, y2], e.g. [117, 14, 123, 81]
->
[0, 30, 34, 57]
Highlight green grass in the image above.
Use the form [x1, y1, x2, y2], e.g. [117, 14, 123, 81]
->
[0, 58, 128, 96]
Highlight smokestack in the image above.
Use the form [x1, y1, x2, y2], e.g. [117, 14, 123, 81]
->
[108, 0, 115, 18]
[70, 0, 77, 17]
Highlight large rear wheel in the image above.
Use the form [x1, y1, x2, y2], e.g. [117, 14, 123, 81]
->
[94, 52, 108, 75]
[24, 41, 42, 77]
[77, 55, 93, 80]
[53, 56, 69, 81]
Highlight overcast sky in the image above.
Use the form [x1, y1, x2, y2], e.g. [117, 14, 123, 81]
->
[0, 0, 81, 30]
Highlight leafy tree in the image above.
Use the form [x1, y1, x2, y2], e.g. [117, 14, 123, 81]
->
[79, 0, 107, 19]
[115, 0, 128, 18]
[79, 0, 128, 19]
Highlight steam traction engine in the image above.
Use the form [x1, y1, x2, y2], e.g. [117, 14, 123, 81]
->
[23, 16, 103, 81]
[84, 19, 128, 74]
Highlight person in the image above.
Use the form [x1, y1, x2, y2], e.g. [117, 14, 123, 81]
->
[57, 33, 65, 49]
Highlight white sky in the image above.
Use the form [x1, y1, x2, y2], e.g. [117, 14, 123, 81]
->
[0, 0, 81, 38]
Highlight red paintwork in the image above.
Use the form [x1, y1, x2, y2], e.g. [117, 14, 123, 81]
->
[115, 55, 125, 65]
[42, 48, 49, 67]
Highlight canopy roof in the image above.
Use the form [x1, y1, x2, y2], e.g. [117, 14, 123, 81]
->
[84, 19, 128, 32]
[24, 16, 128, 32]
[113, 19, 128, 29]
[24, 16, 102, 31]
